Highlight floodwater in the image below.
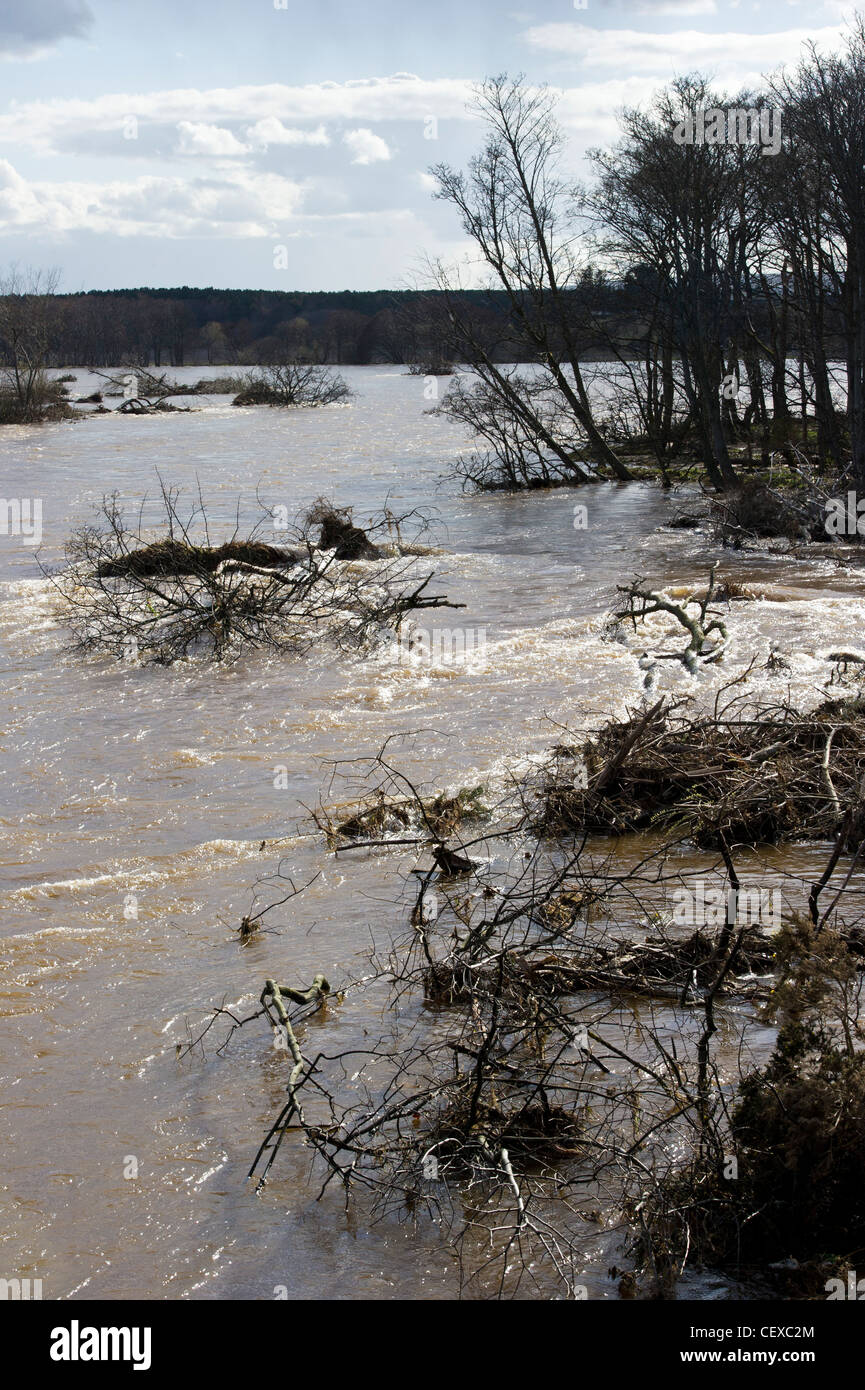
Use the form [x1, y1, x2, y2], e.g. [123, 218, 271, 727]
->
[1, 366, 863, 1299]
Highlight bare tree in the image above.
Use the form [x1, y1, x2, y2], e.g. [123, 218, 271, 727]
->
[440, 369, 592, 489]
[769, 19, 865, 488]
[430, 75, 633, 486]
[0, 265, 64, 422]
[590, 79, 767, 490]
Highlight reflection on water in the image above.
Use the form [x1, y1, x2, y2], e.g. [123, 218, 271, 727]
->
[1, 366, 863, 1298]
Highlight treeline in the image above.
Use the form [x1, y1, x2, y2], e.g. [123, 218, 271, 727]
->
[45, 287, 421, 367]
[34, 276, 837, 376]
[15, 282, 642, 369]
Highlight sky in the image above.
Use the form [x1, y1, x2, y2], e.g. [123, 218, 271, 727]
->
[0, 0, 858, 291]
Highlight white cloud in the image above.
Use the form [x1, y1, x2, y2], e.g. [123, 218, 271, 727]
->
[0, 75, 476, 156]
[556, 76, 679, 149]
[631, 0, 717, 12]
[0, 159, 304, 238]
[821, 0, 859, 15]
[245, 118, 330, 148]
[522, 21, 845, 78]
[176, 121, 249, 158]
[592, 0, 719, 10]
[343, 128, 392, 165]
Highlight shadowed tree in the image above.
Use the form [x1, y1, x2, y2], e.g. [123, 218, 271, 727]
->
[770, 19, 865, 488]
[589, 78, 760, 490]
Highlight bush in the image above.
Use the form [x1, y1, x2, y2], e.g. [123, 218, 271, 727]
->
[0, 377, 73, 424]
[633, 917, 865, 1294]
[407, 355, 454, 376]
[190, 375, 247, 395]
[711, 477, 828, 543]
[232, 363, 352, 408]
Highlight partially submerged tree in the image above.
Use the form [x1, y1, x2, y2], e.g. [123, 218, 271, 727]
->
[430, 75, 633, 488]
[232, 362, 352, 408]
[590, 79, 768, 491]
[441, 370, 593, 489]
[48, 480, 462, 665]
[614, 566, 729, 675]
[0, 266, 70, 423]
[769, 19, 865, 489]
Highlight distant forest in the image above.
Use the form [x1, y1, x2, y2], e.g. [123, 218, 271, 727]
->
[39, 276, 835, 370]
[43, 282, 607, 367]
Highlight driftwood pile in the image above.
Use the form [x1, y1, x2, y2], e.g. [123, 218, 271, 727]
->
[539, 696, 865, 847]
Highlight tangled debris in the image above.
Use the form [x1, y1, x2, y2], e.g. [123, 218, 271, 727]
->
[48, 480, 463, 665]
[96, 538, 299, 579]
[424, 922, 776, 1008]
[323, 784, 490, 847]
[306, 500, 382, 560]
[539, 695, 865, 848]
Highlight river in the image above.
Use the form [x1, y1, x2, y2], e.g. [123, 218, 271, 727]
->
[1, 365, 864, 1299]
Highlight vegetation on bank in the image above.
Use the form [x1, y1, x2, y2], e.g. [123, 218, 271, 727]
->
[424, 25, 865, 499]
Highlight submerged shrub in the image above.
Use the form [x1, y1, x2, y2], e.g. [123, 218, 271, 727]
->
[232, 363, 351, 408]
[633, 918, 865, 1294]
[48, 481, 459, 665]
[0, 376, 74, 424]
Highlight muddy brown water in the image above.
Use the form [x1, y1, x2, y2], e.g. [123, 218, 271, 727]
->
[1, 366, 864, 1298]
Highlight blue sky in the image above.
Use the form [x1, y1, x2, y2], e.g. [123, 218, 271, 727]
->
[0, 0, 856, 290]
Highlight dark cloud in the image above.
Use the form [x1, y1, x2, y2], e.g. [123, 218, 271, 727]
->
[0, 0, 93, 57]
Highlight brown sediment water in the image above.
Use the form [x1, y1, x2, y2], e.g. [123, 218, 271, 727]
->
[1, 365, 864, 1299]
